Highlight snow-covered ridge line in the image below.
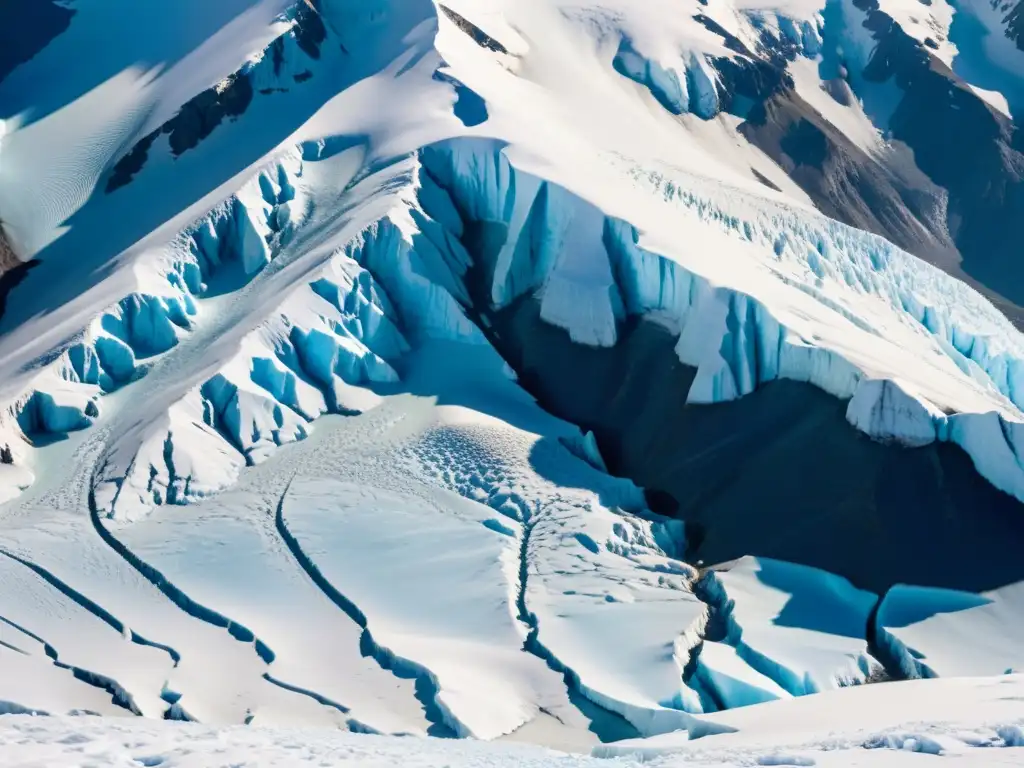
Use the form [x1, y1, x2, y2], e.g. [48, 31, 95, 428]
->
[104, 0, 327, 194]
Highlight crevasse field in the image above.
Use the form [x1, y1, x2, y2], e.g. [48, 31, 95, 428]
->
[1, 0, 1024, 766]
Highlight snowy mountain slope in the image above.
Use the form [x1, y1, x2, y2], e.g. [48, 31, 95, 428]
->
[1, 0, 1024, 751]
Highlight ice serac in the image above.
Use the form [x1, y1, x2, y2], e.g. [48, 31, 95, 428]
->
[699, 557, 880, 697]
[93, 392, 247, 521]
[875, 582, 1024, 679]
[17, 385, 100, 435]
[845, 378, 941, 447]
[613, 39, 691, 116]
[7, 0, 1024, 740]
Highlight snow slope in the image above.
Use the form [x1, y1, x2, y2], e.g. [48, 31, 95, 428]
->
[876, 581, 1024, 679]
[2, 676, 1024, 766]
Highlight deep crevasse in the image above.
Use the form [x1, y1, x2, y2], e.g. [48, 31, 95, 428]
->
[409, 139, 1024, 504]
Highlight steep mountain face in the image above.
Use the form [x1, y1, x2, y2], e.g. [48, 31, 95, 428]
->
[0, 0, 1023, 746]
[607, 0, 1024, 318]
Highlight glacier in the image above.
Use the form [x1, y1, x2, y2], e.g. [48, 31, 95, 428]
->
[1, 0, 1024, 754]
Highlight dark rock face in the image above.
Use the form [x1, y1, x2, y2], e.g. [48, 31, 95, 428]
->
[106, 74, 254, 193]
[482, 301, 1024, 595]
[648, 1, 1024, 322]
[1004, 0, 1024, 50]
[105, 0, 326, 194]
[0, 258, 39, 325]
[0, 0, 75, 85]
[293, 0, 327, 60]
[851, 0, 1024, 305]
[163, 74, 255, 157]
[438, 5, 509, 54]
[737, 86, 951, 260]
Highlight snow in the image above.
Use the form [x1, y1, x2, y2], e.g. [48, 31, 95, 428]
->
[845, 378, 943, 447]
[694, 640, 792, 709]
[2, 0, 1024, 753]
[3, 675, 1024, 766]
[786, 57, 884, 156]
[876, 581, 1024, 679]
[598, 674, 1024, 762]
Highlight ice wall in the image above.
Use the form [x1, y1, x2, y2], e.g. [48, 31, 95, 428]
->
[9, 145, 411, 517]
[410, 140, 1024, 505]
[94, 243, 411, 520]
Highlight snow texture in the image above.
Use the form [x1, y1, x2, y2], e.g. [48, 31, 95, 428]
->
[3, 675, 1024, 766]
[1, 0, 1024, 751]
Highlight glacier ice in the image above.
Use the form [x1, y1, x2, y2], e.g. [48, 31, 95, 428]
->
[5, 0, 1024, 739]
[613, 39, 691, 116]
[845, 378, 942, 447]
[699, 557, 880, 697]
[16, 385, 100, 435]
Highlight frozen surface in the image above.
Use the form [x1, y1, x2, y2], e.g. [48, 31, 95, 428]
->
[698, 557, 880, 698]
[876, 581, 1024, 679]
[5, 0, 1024, 505]
[3, 675, 1024, 767]
[2, 0, 1024, 749]
[597, 674, 1024, 763]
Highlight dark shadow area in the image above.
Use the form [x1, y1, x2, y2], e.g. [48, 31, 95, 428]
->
[437, 6, 509, 54]
[876, 585, 993, 629]
[0, 259, 39, 325]
[755, 559, 874, 639]
[0, 0, 75, 86]
[482, 299, 1024, 595]
[848, 0, 1024, 308]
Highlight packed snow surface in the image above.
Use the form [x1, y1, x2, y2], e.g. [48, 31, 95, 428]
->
[2, 675, 1024, 766]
